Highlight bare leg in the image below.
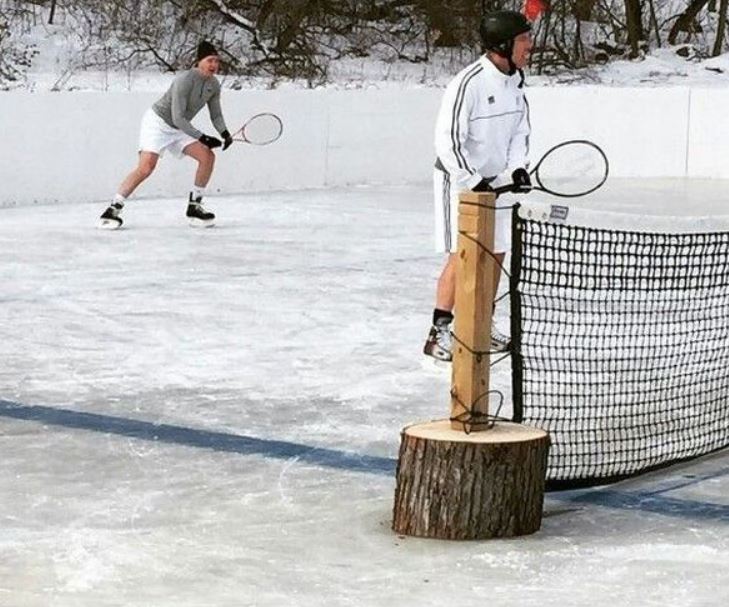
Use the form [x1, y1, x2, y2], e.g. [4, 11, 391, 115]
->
[182, 141, 217, 226]
[436, 253, 458, 311]
[426, 249, 509, 359]
[117, 152, 159, 198]
[182, 141, 216, 188]
[436, 251, 505, 312]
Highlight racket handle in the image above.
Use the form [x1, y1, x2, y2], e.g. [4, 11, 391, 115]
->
[471, 178, 494, 192]
[493, 184, 515, 195]
[221, 130, 233, 151]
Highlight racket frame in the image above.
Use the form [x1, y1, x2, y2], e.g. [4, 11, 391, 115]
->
[231, 112, 283, 146]
[494, 139, 609, 198]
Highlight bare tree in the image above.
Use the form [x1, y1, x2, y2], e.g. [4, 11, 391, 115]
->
[668, 0, 710, 45]
[574, 0, 598, 21]
[713, 0, 728, 55]
[0, 2, 38, 88]
[5, 0, 728, 87]
[624, 0, 644, 58]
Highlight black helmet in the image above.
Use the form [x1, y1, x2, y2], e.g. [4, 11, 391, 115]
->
[480, 10, 532, 57]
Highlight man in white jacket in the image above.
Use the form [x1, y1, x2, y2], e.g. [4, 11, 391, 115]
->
[424, 10, 534, 363]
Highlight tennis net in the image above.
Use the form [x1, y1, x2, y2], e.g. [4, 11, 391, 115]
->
[509, 205, 729, 487]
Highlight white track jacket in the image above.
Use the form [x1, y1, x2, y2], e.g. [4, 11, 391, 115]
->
[434, 55, 530, 190]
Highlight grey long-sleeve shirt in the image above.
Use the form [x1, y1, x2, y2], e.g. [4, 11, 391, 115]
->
[152, 69, 228, 140]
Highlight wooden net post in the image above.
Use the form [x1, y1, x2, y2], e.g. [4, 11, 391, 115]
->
[450, 192, 496, 432]
[392, 190, 550, 540]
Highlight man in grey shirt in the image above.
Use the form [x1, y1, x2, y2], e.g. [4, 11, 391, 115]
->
[99, 41, 233, 229]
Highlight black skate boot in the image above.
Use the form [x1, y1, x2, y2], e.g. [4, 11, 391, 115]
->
[186, 194, 215, 228]
[98, 202, 124, 230]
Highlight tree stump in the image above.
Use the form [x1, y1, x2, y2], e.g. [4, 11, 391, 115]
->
[392, 420, 550, 540]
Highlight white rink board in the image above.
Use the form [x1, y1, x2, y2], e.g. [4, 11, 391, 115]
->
[686, 87, 729, 178]
[0, 85, 720, 206]
[324, 88, 439, 186]
[527, 86, 690, 178]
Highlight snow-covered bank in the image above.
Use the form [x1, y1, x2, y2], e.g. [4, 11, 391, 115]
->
[1, 85, 728, 207]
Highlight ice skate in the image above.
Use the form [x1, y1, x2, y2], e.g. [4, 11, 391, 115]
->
[423, 320, 453, 364]
[97, 203, 124, 230]
[491, 326, 511, 353]
[186, 194, 215, 228]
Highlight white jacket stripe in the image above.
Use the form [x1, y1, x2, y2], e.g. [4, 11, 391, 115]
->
[450, 63, 482, 174]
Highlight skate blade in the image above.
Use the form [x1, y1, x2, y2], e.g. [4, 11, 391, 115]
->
[188, 217, 215, 228]
[97, 218, 122, 230]
[490, 340, 511, 353]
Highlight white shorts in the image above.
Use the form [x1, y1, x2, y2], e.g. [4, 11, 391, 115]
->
[138, 108, 198, 158]
[433, 169, 513, 254]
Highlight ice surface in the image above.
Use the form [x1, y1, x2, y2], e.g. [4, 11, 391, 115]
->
[2, 182, 729, 606]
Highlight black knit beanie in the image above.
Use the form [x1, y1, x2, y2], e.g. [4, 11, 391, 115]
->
[196, 41, 218, 62]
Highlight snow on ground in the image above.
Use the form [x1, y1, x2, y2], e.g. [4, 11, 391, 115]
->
[10, 22, 729, 92]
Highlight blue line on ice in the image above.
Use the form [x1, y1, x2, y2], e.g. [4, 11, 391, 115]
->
[2, 398, 728, 522]
[0, 399, 395, 475]
[564, 489, 729, 521]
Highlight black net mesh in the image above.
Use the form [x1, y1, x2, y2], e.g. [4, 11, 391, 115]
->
[509, 208, 729, 487]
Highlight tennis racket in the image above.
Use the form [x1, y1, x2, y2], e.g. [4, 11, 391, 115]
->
[231, 113, 283, 146]
[496, 139, 609, 198]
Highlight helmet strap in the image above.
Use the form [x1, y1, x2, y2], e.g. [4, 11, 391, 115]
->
[506, 38, 518, 75]
[495, 39, 517, 75]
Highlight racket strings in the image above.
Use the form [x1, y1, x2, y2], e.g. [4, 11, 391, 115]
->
[539, 151, 602, 179]
[534, 142, 608, 197]
[239, 113, 282, 145]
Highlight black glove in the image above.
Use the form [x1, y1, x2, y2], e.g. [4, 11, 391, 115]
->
[221, 130, 233, 151]
[199, 134, 222, 149]
[510, 168, 532, 193]
[471, 178, 494, 192]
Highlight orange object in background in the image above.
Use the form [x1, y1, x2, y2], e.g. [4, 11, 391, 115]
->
[524, 0, 548, 21]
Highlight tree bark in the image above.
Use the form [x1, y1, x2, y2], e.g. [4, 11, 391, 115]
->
[624, 0, 644, 58]
[668, 0, 710, 45]
[392, 420, 550, 540]
[647, 0, 662, 47]
[713, 0, 728, 56]
[574, 0, 598, 21]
